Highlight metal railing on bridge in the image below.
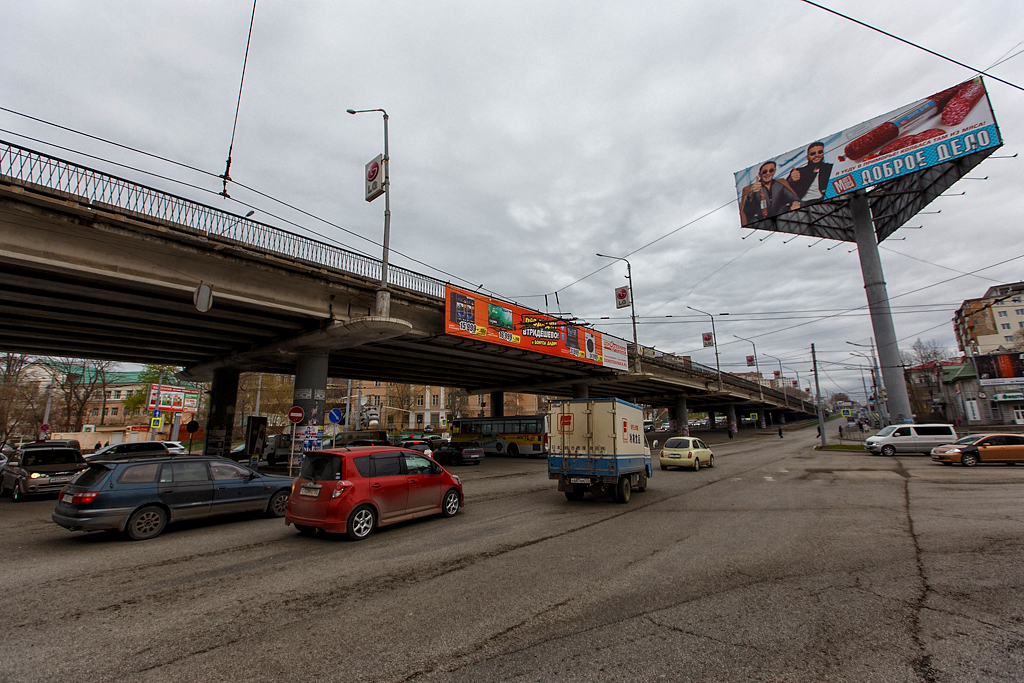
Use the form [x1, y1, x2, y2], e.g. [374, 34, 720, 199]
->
[0, 140, 447, 299]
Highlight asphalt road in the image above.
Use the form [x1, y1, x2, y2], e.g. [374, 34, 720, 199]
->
[2, 428, 1023, 682]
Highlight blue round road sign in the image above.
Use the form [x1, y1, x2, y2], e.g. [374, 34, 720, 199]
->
[327, 408, 343, 424]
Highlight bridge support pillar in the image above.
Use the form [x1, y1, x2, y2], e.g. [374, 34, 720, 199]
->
[294, 353, 329, 446]
[726, 404, 737, 435]
[204, 367, 239, 457]
[572, 383, 589, 399]
[490, 392, 504, 418]
[708, 409, 716, 430]
[778, 411, 786, 425]
[674, 396, 688, 436]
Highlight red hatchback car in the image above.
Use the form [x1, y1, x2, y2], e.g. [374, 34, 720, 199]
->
[285, 446, 463, 540]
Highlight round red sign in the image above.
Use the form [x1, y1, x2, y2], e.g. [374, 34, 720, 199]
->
[287, 406, 305, 424]
[366, 161, 380, 182]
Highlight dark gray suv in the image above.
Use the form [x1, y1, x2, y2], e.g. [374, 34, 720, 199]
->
[2, 443, 88, 502]
[52, 456, 294, 540]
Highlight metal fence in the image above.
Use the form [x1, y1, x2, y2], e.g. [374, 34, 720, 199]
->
[0, 140, 447, 299]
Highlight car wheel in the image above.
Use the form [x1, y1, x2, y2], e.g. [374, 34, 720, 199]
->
[10, 482, 21, 503]
[660, 464, 667, 471]
[346, 505, 376, 541]
[961, 453, 979, 467]
[881, 445, 896, 457]
[266, 453, 277, 467]
[614, 476, 631, 503]
[506, 443, 519, 458]
[295, 524, 316, 536]
[267, 490, 289, 517]
[693, 458, 700, 472]
[564, 486, 585, 501]
[442, 489, 461, 517]
[125, 506, 168, 541]
[708, 454, 715, 469]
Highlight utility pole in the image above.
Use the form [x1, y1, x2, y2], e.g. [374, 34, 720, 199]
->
[812, 343, 826, 448]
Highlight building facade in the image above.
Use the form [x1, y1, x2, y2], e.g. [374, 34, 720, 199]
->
[954, 281, 1024, 355]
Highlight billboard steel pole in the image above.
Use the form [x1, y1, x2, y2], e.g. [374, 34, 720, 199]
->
[850, 193, 912, 423]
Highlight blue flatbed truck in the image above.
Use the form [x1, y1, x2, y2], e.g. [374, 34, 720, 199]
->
[547, 398, 652, 503]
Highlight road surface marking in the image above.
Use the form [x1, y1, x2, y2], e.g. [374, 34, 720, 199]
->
[764, 476, 775, 481]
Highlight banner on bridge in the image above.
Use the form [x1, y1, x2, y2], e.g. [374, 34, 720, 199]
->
[445, 285, 629, 371]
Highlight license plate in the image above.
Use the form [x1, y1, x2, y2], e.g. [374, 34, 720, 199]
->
[668, 454, 681, 459]
[569, 477, 590, 484]
[299, 485, 321, 498]
[50, 476, 73, 483]
[62, 493, 73, 504]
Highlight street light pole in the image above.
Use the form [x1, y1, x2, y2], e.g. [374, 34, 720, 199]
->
[596, 253, 641, 373]
[763, 352, 787, 408]
[347, 107, 392, 317]
[848, 340, 889, 427]
[734, 334, 763, 401]
[687, 306, 722, 391]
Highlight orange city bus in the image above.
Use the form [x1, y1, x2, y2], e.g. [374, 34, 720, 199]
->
[449, 415, 549, 458]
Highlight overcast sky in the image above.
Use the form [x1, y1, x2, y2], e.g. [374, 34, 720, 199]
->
[3, 0, 1023, 401]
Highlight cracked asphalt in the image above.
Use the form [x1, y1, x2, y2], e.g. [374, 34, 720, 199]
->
[2, 427, 1022, 682]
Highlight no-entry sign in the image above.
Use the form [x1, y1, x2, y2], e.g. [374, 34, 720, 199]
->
[287, 406, 305, 424]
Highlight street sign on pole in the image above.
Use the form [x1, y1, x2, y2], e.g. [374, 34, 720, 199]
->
[40, 423, 49, 432]
[327, 408, 343, 424]
[288, 406, 305, 424]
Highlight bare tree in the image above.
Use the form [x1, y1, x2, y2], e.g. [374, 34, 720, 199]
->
[45, 358, 116, 431]
[902, 338, 951, 367]
[0, 353, 40, 446]
[445, 388, 469, 419]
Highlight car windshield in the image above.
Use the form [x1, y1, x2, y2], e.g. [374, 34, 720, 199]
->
[873, 427, 897, 437]
[954, 435, 983, 445]
[300, 454, 343, 481]
[664, 438, 690, 448]
[21, 449, 85, 467]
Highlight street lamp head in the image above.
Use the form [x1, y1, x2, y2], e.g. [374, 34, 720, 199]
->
[244, 210, 255, 218]
[346, 109, 357, 115]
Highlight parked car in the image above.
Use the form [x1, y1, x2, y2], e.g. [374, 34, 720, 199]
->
[346, 439, 392, 447]
[864, 424, 957, 456]
[51, 456, 294, 540]
[398, 440, 434, 456]
[930, 434, 1024, 467]
[659, 436, 714, 471]
[431, 441, 485, 466]
[285, 446, 463, 540]
[85, 441, 180, 460]
[2, 443, 89, 502]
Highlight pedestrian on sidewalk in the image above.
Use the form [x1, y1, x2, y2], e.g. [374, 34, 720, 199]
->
[838, 425, 844, 439]
[778, 427, 783, 438]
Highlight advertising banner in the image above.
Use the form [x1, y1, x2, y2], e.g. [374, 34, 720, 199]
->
[735, 77, 1001, 227]
[614, 286, 631, 310]
[702, 332, 714, 348]
[146, 384, 200, 412]
[445, 285, 629, 370]
[365, 154, 385, 202]
[973, 352, 1024, 387]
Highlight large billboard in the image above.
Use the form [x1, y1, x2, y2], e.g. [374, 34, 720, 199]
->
[146, 384, 201, 412]
[735, 77, 1001, 227]
[973, 352, 1024, 387]
[445, 285, 629, 371]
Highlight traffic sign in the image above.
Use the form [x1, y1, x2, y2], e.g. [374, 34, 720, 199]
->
[40, 423, 49, 432]
[150, 417, 163, 429]
[328, 408, 343, 424]
[288, 406, 305, 424]
[153, 409, 161, 418]
[186, 420, 200, 434]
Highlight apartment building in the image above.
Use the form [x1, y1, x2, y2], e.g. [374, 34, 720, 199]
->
[954, 281, 1024, 355]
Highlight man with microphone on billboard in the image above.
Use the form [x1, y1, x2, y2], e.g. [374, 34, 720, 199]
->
[741, 160, 800, 225]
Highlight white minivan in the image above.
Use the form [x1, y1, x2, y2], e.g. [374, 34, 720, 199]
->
[864, 424, 957, 456]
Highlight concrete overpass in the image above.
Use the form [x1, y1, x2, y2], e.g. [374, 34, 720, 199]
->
[0, 140, 815, 453]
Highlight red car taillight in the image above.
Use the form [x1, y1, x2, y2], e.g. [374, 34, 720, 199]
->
[72, 491, 99, 505]
[659, 450, 664, 457]
[332, 480, 354, 499]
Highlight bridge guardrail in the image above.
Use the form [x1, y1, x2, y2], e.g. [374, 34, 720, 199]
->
[0, 140, 446, 299]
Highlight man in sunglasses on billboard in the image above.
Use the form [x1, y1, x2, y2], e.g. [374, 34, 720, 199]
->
[786, 141, 833, 206]
[741, 160, 800, 225]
